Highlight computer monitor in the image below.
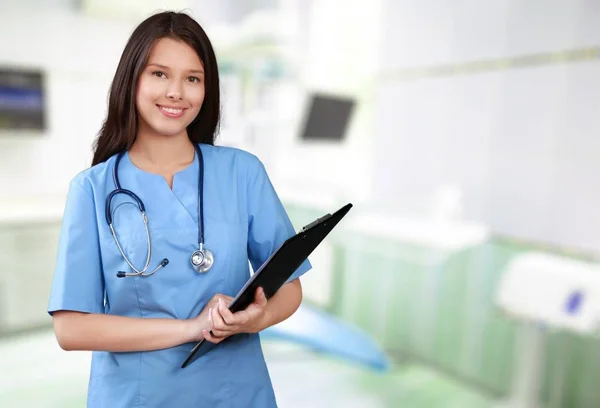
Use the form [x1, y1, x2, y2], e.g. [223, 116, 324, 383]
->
[0, 67, 46, 132]
[299, 92, 355, 142]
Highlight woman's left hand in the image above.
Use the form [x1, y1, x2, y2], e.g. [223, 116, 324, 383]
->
[203, 287, 268, 344]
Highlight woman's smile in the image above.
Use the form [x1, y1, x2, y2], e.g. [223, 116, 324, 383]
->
[157, 104, 187, 119]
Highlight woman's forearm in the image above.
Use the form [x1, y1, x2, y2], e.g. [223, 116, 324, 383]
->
[257, 278, 303, 331]
[53, 280, 302, 352]
[52, 311, 203, 352]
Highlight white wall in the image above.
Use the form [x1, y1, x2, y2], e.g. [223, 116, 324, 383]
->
[372, 0, 600, 254]
[0, 8, 137, 200]
[270, 0, 384, 206]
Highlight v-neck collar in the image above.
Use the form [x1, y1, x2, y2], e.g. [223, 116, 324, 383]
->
[123, 149, 198, 190]
[119, 146, 202, 230]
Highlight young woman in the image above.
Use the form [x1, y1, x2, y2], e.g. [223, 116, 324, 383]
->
[47, 11, 310, 407]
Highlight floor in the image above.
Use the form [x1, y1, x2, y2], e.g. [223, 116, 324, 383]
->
[0, 329, 495, 407]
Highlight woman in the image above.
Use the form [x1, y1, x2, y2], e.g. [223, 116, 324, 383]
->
[47, 11, 310, 407]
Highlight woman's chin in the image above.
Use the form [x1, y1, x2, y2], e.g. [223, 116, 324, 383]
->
[147, 124, 189, 138]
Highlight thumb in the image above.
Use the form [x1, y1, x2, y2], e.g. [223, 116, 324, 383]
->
[255, 287, 268, 307]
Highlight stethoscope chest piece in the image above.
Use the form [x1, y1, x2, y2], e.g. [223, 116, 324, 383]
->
[191, 246, 214, 273]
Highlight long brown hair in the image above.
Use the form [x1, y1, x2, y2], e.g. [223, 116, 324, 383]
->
[91, 11, 220, 166]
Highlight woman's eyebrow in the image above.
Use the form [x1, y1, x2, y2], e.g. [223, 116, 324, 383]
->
[147, 63, 204, 74]
[147, 63, 170, 70]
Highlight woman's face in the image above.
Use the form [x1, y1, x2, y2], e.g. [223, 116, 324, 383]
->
[136, 37, 205, 139]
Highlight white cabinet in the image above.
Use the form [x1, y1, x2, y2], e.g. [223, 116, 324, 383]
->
[0, 198, 64, 334]
[0, 222, 61, 333]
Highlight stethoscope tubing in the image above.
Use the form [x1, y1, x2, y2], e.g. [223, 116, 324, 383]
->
[105, 143, 206, 277]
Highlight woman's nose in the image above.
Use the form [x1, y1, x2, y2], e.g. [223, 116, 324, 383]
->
[166, 83, 183, 100]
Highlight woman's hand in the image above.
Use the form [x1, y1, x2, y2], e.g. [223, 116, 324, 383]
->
[203, 287, 268, 344]
[187, 293, 234, 342]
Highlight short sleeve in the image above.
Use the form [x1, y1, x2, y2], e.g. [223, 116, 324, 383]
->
[247, 159, 312, 283]
[47, 178, 105, 315]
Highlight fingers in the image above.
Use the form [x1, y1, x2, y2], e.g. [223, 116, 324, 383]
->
[254, 287, 267, 307]
[216, 298, 236, 325]
[217, 297, 250, 326]
[204, 292, 265, 338]
[202, 328, 225, 344]
[209, 302, 241, 337]
[209, 306, 229, 337]
[208, 307, 227, 338]
[211, 294, 234, 305]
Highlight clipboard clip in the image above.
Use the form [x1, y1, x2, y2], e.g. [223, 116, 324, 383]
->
[302, 213, 332, 231]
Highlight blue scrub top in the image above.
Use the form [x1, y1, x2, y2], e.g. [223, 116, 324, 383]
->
[47, 144, 311, 408]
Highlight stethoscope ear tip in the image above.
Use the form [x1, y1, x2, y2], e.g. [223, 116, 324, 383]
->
[117, 271, 126, 278]
[161, 258, 169, 266]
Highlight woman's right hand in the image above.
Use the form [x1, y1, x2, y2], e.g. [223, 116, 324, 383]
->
[187, 294, 234, 342]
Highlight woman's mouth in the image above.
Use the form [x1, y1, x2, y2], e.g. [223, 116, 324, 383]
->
[157, 105, 186, 118]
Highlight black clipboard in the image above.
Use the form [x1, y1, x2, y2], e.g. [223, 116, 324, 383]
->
[181, 202, 353, 368]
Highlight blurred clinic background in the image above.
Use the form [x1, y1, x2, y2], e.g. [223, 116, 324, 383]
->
[2, 0, 600, 407]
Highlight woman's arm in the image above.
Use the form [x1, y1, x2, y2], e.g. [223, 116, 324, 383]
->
[255, 278, 302, 332]
[52, 294, 228, 352]
[53, 311, 194, 352]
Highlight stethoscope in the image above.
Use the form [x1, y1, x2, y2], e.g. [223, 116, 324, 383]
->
[106, 143, 214, 278]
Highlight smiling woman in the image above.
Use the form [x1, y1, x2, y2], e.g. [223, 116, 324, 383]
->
[91, 11, 220, 168]
[47, 10, 311, 408]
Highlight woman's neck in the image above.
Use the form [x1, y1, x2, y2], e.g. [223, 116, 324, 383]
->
[129, 131, 195, 173]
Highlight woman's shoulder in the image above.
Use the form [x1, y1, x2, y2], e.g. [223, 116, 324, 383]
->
[200, 144, 264, 173]
[68, 153, 118, 196]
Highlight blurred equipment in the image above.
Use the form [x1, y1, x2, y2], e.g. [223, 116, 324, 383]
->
[299, 92, 355, 142]
[261, 302, 391, 371]
[0, 67, 46, 131]
[495, 252, 600, 408]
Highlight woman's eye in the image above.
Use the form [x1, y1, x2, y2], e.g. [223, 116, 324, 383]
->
[188, 76, 201, 83]
[152, 71, 166, 78]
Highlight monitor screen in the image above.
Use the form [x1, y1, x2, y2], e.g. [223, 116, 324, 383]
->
[0, 67, 46, 131]
[299, 93, 355, 141]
